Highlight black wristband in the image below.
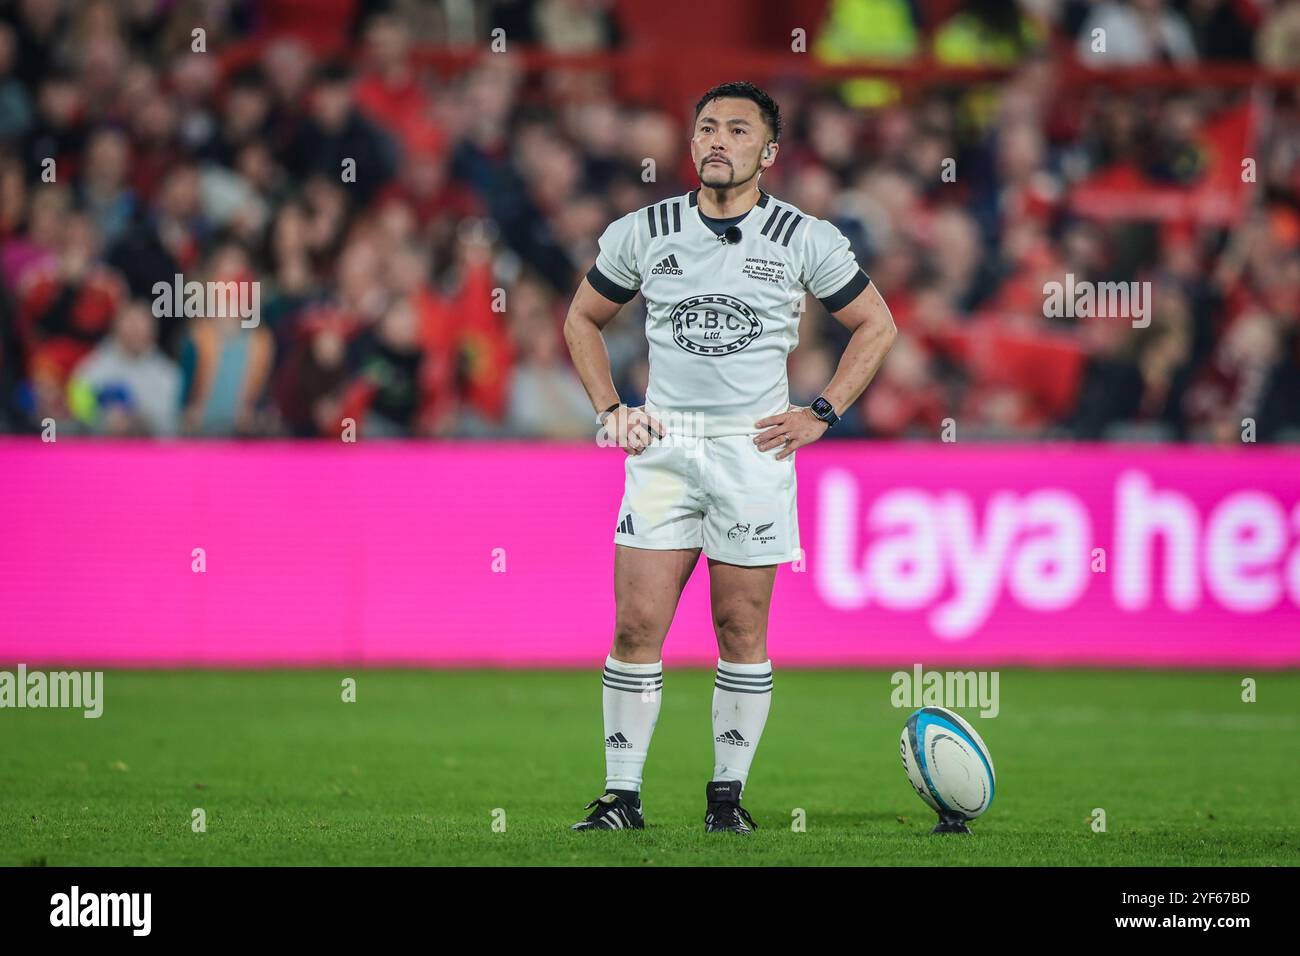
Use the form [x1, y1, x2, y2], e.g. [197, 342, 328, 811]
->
[597, 401, 621, 426]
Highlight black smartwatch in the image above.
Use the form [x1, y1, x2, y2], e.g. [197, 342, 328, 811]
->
[810, 396, 840, 428]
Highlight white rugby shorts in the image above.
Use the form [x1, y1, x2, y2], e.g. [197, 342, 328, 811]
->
[612, 434, 800, 566]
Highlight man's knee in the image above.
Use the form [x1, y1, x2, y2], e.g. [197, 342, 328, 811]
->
[713, 607, 766, 661]
[613, 609, 667, 659]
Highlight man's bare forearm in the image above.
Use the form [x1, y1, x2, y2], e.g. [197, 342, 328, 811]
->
[563, 277, 624, 413]
[564, 314, 619, 413]
[821, 285, 898, 414]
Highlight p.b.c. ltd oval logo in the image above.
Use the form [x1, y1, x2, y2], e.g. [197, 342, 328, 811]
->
[670, 293, 762, 356]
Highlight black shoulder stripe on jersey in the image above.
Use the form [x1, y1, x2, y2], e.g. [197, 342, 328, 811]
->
[780, 214, 803, 246]
[817, 269, 871, 313]
[587, 265, 638, 304]
[770, 209, 794, 243]
[760, 204, 783, 236]
[649, 201, 683, 237]
[689, 189, 698, 207]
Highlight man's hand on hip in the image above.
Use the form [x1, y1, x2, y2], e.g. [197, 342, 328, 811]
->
[754, 406, 827, 460]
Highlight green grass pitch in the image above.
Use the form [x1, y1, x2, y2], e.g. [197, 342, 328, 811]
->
[2, 669, 1298, 866]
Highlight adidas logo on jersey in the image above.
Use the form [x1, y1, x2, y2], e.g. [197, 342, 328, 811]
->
[650, 255, 684, 276]
[606, 732, 633, 749]
[716, 729, 750, 747]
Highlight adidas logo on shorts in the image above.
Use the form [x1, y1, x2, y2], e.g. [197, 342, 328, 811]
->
[650, 254, 684, 276]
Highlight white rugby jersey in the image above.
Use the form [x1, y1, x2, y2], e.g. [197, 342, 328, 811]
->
[588, 189, 870, 437]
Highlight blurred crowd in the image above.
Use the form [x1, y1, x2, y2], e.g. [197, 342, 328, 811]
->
[0, 0, 1298, 442]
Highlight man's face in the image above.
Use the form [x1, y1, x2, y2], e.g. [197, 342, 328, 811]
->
[313, 82, 352, 131]
[115, 304, 155, 357]
[691, 97, 776, 189]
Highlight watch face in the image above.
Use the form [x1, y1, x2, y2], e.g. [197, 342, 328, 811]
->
[812, 398, 833, 418]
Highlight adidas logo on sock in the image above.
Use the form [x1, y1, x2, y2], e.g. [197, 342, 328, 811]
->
[650, 254, 684, 276]
[616, 514, 635, 535]
[715, 729, 750, 747]
[605, 732, 633, 750]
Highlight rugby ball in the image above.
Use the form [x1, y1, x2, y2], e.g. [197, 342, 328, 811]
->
[900, 706, 996, 822]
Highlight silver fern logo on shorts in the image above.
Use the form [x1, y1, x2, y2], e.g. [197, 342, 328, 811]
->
[669, 293, 762, 356]
[751, 521, 777, 544]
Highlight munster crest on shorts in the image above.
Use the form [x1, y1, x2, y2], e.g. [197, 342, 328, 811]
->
[727, 522, 751, 541]
[669, 293, 762, 356]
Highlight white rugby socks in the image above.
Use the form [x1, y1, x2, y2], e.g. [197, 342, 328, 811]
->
[601, 655, 663, 795]
[711, 658, 773, 792]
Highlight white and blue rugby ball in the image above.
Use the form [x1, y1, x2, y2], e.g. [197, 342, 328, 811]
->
[900, 707, 996, 821]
